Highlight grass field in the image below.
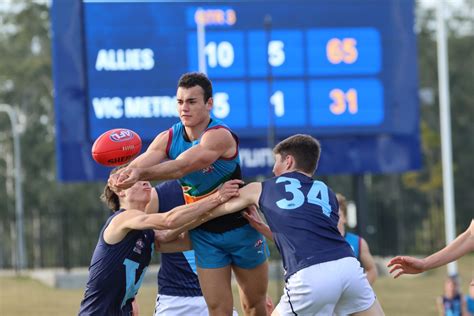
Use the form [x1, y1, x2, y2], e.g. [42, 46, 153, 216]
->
[0, 255, 472, 315]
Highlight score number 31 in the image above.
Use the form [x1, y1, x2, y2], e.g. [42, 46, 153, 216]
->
[327, 37, 359, 115]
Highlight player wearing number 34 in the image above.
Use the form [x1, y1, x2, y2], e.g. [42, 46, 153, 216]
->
[77, 166, 241, 316]
[197, 134, 385, 315]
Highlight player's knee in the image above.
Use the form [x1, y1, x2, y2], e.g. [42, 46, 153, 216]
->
[241, 300, 267, 316]
[239, 282, 267, 308]
[240, 293, 267, 311]
[206, 300, 234, 315]
[207, 305, 234, 316]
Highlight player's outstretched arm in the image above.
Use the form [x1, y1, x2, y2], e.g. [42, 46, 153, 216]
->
[116, 128, 235, 188]
[109, 131, 169, 189]
[388, 219, 474, 278]
[155, 182, 262, 242]
[104, 180, 242, 244]
[155, 232, 192, 253]
[359, 238, 377, 285]
[142, 179, 242, 229]
[243, 205, 274, 242]
[129, 130, 170, 168]
[144, 188, 159, 214]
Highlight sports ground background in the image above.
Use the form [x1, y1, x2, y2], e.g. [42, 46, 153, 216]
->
[0, 0, 473, 315]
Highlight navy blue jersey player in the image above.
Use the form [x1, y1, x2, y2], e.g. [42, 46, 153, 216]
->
[145, 180, 239, 316]
[176, 135, 385, 316]
[147, 180, 206, 316]
[154, 181, 201, 297]
[78, 168, 241, 316]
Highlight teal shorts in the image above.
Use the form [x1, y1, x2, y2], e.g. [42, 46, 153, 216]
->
[189, 224, 270, 269]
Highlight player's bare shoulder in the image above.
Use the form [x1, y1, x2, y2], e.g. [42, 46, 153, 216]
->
[148, 129, 171, 151]
[201, 127, 237, 158]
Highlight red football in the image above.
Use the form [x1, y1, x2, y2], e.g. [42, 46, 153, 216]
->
[92, 128, 142, 166]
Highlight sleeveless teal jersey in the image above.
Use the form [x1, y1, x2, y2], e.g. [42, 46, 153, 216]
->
[166, 119, 240, 200]
[166, 119, 247, 232]
[345, 232, 361, 260]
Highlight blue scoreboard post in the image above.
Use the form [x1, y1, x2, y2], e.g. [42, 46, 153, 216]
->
[51, 0, 420, 182]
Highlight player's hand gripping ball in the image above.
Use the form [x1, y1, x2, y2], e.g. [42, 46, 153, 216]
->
[92, 128, 142, 166]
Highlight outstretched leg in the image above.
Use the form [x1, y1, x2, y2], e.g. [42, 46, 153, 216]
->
[197, 265, 234, 316]
[233, 261, 269, 316]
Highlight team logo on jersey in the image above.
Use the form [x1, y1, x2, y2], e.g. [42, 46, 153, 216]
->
[201, 165, 215, 174]
[133, 238, 145, 254]
[182, 185, 192, 193]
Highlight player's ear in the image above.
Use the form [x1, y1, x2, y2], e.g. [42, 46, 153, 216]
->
[286, 154, 294, 169]
[206, 96, 213, 111]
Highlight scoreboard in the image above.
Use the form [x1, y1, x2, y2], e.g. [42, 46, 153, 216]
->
[83, 0, 417, 140]
[52, 0, 421, 181]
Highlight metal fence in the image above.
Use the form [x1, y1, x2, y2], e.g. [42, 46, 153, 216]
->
[0, 175, 459, 269]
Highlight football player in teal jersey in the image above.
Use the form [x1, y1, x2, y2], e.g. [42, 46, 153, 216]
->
[110, 72, 269, 316]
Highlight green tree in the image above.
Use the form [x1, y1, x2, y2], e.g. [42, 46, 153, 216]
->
[0, 2, 106, 268]
[402, 1, 474, 252]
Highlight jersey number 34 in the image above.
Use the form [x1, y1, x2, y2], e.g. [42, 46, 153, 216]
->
[276, 177, 332, 217]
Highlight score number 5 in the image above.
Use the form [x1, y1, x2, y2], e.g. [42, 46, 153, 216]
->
[330, 88, 358, 115]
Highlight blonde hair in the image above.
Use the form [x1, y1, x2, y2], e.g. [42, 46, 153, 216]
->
[100, 165, 128, 211]
[336, 193, 347, 216]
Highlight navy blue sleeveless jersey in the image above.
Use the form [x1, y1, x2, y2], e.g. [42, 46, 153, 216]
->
[78, 210, 154, 316]
[155, 180, 202, 296]
[259, 171, 354, 280]
[442, 294, 462, 316]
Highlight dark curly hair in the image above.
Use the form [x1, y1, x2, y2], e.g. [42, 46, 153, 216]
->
[177, 72, 213, 102]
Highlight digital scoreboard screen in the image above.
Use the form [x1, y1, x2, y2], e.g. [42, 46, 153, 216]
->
[51, 0, 420, 181]
[82, 0, 417, 141]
